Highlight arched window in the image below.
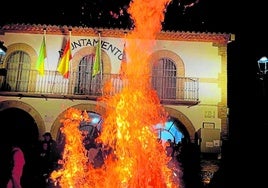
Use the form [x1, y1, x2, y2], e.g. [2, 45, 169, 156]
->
[5, 51, 31, 91]
[152, 58, 176, 99]
[75, 54, 102, 95]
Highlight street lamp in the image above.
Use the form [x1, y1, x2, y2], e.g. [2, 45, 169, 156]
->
[257, 56, 268, 80]
[257, 56, 268, 96]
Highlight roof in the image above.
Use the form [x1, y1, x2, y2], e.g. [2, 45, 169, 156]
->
[0, 23, 234, 45]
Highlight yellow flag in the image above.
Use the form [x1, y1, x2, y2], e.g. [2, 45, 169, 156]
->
[36, 36, 47, 76]
[92, 36, 101, 77]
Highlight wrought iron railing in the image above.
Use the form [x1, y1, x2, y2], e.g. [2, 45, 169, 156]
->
[0, 68, 199, 105]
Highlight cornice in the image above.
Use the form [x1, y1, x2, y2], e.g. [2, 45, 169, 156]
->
[0, 23, 234, 45]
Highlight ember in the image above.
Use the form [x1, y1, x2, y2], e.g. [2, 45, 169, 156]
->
[51, 0, 182, 187]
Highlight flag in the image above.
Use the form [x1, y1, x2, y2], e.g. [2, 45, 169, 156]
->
[92, 35, 101, 77]
[57, 37, 72, 78]
[119, 42, 127, 79]
[36, 36, 47, 76]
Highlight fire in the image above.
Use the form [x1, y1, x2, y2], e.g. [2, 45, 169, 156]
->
[51, 0, 183, 187]
[50, 108, 92, 187]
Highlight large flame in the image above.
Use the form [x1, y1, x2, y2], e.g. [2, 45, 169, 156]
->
[51, 0, 183, 187]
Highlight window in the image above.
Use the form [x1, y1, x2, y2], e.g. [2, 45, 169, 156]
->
[75, 54, 102, 95]
[152, 58, 176, 99]
[6, 51, 31, 92]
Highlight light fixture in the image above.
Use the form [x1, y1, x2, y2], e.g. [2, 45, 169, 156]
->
[257, 56, 268, 80]
[257, 56, 268, 97]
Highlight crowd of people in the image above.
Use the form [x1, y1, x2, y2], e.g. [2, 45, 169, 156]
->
[164, 138, 204, 188]
[1, 129, 223, 188]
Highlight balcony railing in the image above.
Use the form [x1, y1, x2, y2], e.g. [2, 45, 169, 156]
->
[0, 68, 199, 105]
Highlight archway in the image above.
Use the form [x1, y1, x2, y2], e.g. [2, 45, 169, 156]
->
[0, 100, 45, 140]
[0, 107, 39, 144]
[51, 103, 106, 144]
[164, 107, 196, 142]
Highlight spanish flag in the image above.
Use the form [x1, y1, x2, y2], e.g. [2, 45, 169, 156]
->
[57, 37, 72, 79]
[36, 36, 47, 76]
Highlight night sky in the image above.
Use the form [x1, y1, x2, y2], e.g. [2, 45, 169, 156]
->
[1, 0, 237, 33]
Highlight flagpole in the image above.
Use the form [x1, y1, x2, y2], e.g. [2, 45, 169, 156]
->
[42, 28, 49, 92]
[69, 30, 72, 78]
[43, 29, 48, 70]
[99, 32, 102, 81]
[68, 30, 72, 94]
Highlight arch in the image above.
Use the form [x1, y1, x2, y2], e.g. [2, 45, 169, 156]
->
[71, 46, 111, 74]
[51, 103, 106, 142]
[4, 43, 38, 69]
[164, 106, 196, 142]
[149, 50, 185, 77]
[0, 100, 45, 139]
[69, 46, 112, 94]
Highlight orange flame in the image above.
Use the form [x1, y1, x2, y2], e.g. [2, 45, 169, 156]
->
[51, 0, 183, 187]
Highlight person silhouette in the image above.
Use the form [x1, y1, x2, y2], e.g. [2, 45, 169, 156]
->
[6, 144, 25, 188]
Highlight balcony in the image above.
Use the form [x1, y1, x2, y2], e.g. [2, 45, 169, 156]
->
[0, 68, 199, 106]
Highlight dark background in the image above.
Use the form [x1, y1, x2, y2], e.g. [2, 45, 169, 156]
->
[1, 0, 267, 186]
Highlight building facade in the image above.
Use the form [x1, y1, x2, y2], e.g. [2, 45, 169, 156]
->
[0, 24, 234, 154]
